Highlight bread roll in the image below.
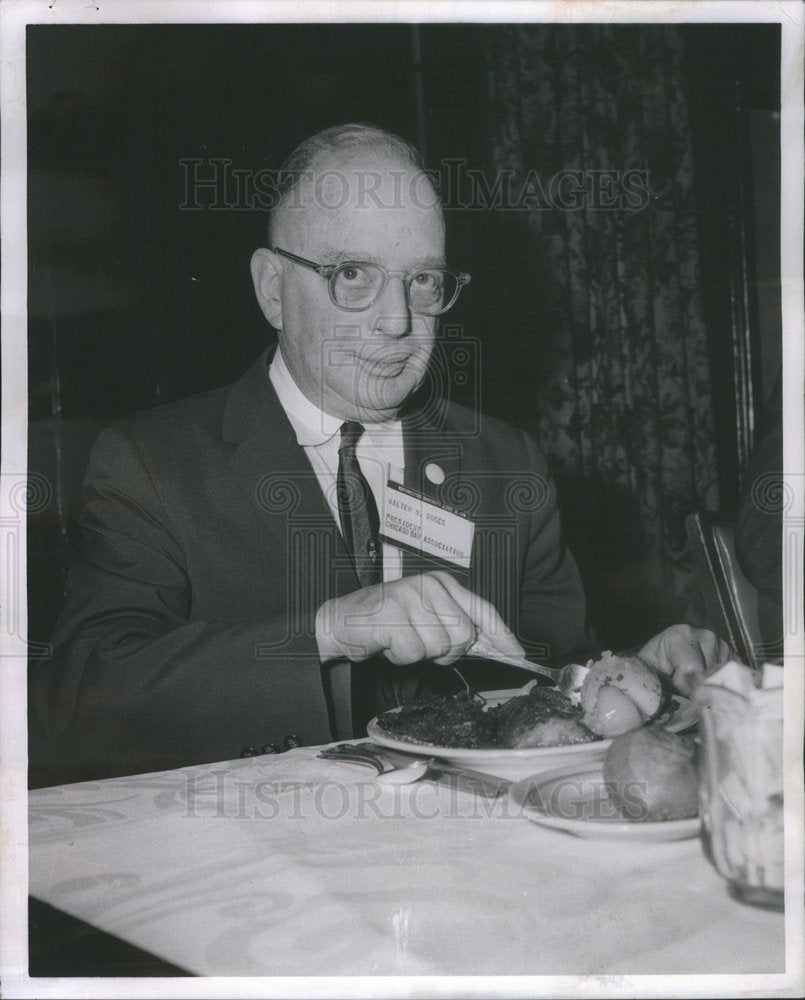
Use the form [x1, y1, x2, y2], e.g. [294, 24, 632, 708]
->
[603, 728, 698, 821]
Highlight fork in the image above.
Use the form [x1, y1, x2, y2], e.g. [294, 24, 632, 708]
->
[465, 638, 559, 681]
[317, 742, 389, 774]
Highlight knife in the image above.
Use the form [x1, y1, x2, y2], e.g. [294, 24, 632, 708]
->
[356, 742, 511, 798]
[425, 760, 512, 798]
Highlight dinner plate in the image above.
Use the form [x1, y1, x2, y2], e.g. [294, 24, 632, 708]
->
[509, 764, 701, 841]
[366, 690, 697, 781]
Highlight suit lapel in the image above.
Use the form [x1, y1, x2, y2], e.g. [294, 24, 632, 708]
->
[223, 349, 356, 600]
[224, 350, 333, 522]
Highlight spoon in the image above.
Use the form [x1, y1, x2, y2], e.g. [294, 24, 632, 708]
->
[375, 757, 434, 785]
[317, 744, 434, 784]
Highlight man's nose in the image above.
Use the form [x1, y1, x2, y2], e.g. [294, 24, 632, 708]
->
[373, 275, 411, 338]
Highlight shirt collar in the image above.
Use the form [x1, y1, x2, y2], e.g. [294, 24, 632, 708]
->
[269, 345, 405, 467]
[269, 345, 340, 446]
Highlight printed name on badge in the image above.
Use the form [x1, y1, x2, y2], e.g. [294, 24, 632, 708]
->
[380, 480, 475, 569]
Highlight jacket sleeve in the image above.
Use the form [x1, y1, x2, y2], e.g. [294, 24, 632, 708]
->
[515, 429, 600, 666]
[29, 424, 334, 784]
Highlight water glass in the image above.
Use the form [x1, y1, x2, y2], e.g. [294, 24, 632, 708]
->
[695, 673, 784, 910]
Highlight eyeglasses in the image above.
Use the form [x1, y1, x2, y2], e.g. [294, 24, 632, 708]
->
[272, 247, 471, 316]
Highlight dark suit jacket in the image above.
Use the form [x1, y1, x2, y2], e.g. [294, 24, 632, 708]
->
[30, 349, 596, 781]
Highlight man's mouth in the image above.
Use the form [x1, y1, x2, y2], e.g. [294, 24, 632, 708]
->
[360, 353, 412, 377]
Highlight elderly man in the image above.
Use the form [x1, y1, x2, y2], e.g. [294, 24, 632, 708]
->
[31, 124, 729, 782]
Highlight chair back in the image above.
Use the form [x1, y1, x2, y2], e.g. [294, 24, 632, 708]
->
[685, 511, 763, 669]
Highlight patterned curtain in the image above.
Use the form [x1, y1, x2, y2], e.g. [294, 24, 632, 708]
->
[484, 25, 719, 644]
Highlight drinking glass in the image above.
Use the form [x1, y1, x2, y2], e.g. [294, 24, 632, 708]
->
[695, 675, 784, 910]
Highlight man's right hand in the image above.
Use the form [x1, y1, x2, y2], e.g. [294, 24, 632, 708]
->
[315, 570, 525, 666]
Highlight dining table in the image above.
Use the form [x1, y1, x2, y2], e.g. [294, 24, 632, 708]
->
[25, 739, 794, 995]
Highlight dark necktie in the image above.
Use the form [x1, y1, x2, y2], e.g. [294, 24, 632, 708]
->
[336, 421, 383, 734]
[337, 421, 383, 587]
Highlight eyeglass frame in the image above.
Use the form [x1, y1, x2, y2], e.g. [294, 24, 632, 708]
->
[271, 246, 471, 316]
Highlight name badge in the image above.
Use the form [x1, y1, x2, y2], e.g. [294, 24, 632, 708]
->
[380, 480, 475, 569]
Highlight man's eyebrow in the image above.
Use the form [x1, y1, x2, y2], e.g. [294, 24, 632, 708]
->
[319, 247, 378, 263]
[319, 248, 447, 268]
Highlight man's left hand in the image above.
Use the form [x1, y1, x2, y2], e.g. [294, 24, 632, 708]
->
[637, 624, 734, 696]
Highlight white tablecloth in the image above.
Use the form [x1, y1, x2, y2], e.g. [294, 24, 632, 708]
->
[28, 746, 788, 983]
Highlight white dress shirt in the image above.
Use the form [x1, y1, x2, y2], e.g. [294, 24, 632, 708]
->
[269, 346, 404, 582]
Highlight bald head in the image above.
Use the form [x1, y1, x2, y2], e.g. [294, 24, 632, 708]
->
[268, 123, 443, 248]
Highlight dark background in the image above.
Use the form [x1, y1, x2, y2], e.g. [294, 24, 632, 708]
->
[27, 22, 781, 650]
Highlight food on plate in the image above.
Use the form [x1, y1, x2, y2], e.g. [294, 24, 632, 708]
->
[580, 652, 663, 737]
[491, 687, 597, 748]
[603, 727, 699, 821]
[376, 686, 597, 750]
[375, 695, 495, 748]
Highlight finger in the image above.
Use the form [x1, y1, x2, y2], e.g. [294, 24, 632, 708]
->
[694, 631, 735, 681]
[431, 605, 477, 664]
[476, 621, 526, 658]
[423, 573, 478, 664]
[673, 634, 708, 668]
[382, 629, 428, 666]
[673, 667, 704, 696]
[430, 613, 476, 664]
[675, 631, 735, 693]
[698, 629, 734, 667]
[418, 575, 478, 661]
[375, 586, 458, 665]
[641, 626, 697, 671]
[434, 574, 524, 657]
[716, 638, 734, 664]
[667, 636, 709, 695]
[415, 618, 459, 663]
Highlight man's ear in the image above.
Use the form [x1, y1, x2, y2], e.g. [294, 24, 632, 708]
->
[250, 248, 283, 329]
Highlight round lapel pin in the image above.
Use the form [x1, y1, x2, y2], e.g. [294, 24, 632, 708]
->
[425, 462, 445, 486]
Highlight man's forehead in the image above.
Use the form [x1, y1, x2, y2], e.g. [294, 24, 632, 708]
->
[273, 148, 444, 255]
[291, 153, 439, 211]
